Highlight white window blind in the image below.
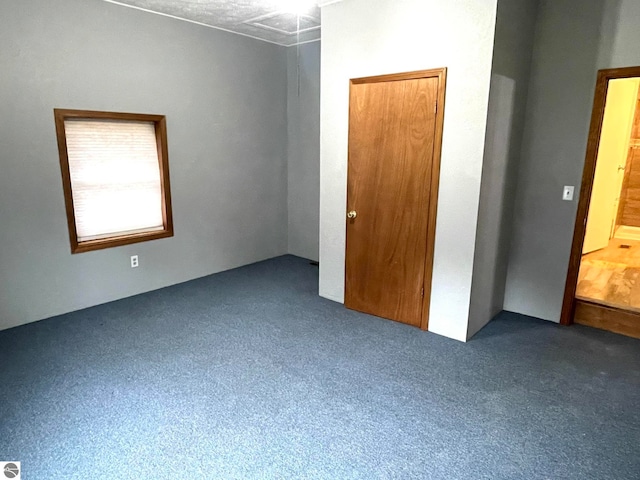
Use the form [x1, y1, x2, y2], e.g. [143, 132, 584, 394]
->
[64, 118, 164, 242]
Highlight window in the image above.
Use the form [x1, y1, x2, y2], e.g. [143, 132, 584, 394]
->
[54, 109, 173, 253]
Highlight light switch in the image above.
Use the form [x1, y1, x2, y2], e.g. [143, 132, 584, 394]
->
[563, 186, 575, 201]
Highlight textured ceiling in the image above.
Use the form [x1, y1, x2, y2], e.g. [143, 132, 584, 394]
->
[104, 0, 321, 46]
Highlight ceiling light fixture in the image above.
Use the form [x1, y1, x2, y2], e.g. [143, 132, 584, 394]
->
[275, 0, 317, 15]
[266, 0, 318, 96]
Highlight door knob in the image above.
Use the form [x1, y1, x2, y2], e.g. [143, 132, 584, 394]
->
[347, 210, 357, 219]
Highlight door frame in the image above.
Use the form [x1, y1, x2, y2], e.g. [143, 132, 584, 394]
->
[347, 67, 447, 330]
[560, 66, 640, 325]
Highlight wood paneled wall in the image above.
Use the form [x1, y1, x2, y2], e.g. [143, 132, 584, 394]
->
[633, 96, 640, 139]
[619, 146, 640, 226]
[617, 93, 640, 227]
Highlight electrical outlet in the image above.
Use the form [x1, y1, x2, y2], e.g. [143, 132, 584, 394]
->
[562, 186, 574, 201]
[130, 255, 139, 268]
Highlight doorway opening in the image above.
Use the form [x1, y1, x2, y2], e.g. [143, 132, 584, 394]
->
[562, 66, 640, 339]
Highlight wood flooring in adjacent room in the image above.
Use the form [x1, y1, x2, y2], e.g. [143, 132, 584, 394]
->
[577, 238, 640, 311]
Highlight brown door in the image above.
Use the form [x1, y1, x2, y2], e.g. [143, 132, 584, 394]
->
[345, 69, 445, 328]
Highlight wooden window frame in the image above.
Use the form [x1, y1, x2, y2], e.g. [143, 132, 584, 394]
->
[54, 109, 174, 254]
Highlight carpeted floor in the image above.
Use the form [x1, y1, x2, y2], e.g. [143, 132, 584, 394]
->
[1, 255, 639, 479]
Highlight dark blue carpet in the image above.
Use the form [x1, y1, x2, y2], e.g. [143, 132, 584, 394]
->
[1, 255, 639, 479]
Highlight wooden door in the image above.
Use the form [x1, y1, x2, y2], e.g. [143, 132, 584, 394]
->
[583, 78, 638, 253]
[345, 69, 445, 329]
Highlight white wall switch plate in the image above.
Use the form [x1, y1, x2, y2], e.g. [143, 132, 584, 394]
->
[562, 186, 575, 201]
[131, 255, 139, 268]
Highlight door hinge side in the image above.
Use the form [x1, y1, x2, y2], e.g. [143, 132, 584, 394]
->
[421, 287, 425, 298]
[434, 102, 437, 115]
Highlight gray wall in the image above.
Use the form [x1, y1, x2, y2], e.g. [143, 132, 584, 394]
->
[503, 0, 640, 321]
[468, 0, 539, 339]
[0, 0, 288, 330]
[287, 42, 320, 262]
